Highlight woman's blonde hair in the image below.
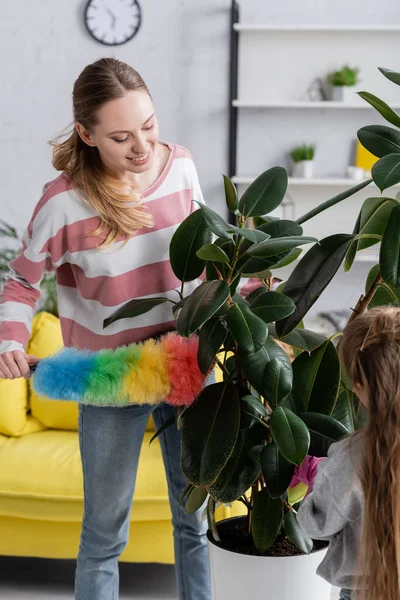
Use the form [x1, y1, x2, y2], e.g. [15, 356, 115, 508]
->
[51, 58, 154, 248]
[339, 307, 400, 600]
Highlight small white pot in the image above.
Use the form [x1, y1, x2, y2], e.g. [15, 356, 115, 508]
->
[208, 518, 331, 600]
[331, 85, 357, 103]
[292, 160, 314, 178]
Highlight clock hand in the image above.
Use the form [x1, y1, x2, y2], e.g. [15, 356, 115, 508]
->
[106, 9, 117, 29]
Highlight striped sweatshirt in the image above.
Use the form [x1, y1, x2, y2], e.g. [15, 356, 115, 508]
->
[0, 143, 256, 354]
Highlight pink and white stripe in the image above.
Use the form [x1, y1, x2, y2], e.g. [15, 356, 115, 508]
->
[0, 143, 259, 353]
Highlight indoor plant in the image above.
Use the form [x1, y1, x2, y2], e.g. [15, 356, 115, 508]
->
[289, 144, 316, 178]
[328, 64, 360, 102]
[106, 66, 400, 599]
[0, 219, 58, 316]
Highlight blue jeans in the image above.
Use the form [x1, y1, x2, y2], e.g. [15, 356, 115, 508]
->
[340, 590, 352, 600]
[74, 400, 211, 600]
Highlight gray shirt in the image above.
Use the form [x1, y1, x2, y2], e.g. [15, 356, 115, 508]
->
[297, 433, 364, 589]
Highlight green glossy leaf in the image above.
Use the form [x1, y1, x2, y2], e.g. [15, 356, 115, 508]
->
[284, 511, 313, 554]
[268, 323, 327, 353]
[292, 340, 340, 415]
[104, 297, 169, 328]
[246, 286, 267, 304]
[195, 202, 231, 239]
[380, 204, 400, 287]
[238, 337, 291, 396]
[252, 488, 284, 553]
[358, 91, 400, 128]
[272, 248, 303, 269]
[238, 167, 288, 218]
[372, 154, 400, 192]
[184, 486, 208, 514]
[250, 291, 296, 323]
[149, 413, 177, 446]
[263, 357, 293, 407]
[270, 407, 310, 466]
[258, 219, 303, 238]
[208, 424, 266, 503]
[261, 441, 295, 499]
[170, 209, 212, 281]
[198, 318, 227, 375]
[366, 263, 400, 308]
[276, 234, 355, 337]
[181, 382, 240, 486]
[332, 389, 357, 433]
[357, 125, 400, 158]
[299, 412, 349, 456]
[196, 244, 230, 265]
[247, 236, 317, 258]
[223, 174, 238, 213]
[177, 280, 230, 337]
[241, 395, 267, 417]
[227, 226, 271, 244]
[226, 303, 268, 352]
[379, 67, 400, 86]
[346, 197, 398, 271]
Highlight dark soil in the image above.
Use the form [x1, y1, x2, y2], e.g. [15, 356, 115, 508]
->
[212, 517, 327, 557]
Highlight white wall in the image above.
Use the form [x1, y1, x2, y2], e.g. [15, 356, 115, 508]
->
[1, 0, 399, 318]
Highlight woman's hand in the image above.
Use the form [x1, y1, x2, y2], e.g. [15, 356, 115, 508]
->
[0, 351, 39, 380]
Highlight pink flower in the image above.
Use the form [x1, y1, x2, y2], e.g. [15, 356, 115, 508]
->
[289, 455, 326, 496]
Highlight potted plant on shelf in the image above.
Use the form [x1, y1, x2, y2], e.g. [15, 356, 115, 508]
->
[105, 66, 400, 600]
[290, 144, 316, 178]
[328, 64, 360, 103]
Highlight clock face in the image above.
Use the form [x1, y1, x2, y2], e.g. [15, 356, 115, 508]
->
[85, 0, 142, 46]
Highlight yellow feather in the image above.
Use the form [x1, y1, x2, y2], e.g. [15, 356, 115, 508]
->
[121, 339, 171, 405]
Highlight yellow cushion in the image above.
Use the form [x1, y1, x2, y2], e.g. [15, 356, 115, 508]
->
[0, 429, 170, 523]
[29, 312, 79, 431]
[0, 376, 44, 437]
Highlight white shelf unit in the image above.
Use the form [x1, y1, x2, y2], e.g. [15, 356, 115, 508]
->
[232, 100, 400, 109]
[234, 24, 400, 32]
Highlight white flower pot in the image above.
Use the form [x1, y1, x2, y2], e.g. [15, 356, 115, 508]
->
[292, 160, 314, 178]
[331, 85, 357, 103]
[207, 518, 331, 600]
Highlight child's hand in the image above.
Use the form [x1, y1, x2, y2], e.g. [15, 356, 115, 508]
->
[289, 455, 326, 496]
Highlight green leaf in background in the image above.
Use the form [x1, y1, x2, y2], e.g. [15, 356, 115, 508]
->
[208, 424, 266, 503]
[184, 486, 208, 515]
[357, 125, 400, 158]
[238, 167, 288, 218]
[250, 291, 296, 323]
[149, 413, 177, 446]
[247, 236, 317, 258]
[227, 226, 271, 244]
[380, 204, 400, 287]
[372, 154, 400, 192]
[291, 340, 340, 415]
[241, 395, 267, 417]
[366, 263, 400, 308]
[104, 297, 169, 328]
[197, 318, 227, 375]
[270, 407, 310, 466]
[261, 441, 295, 499]
[357, 91, 400, 128]
[268, 323, 327, 353]
[238, 337, 291, 396]
[284, 511, 313, 554]
[181, 382, 240, 486]
[194, 202, 231, 239]
[263, 357, 293, 407]
[223, 174, 238, 213]
[299, 412, 348, 456]
[332, 389, 357, 433]
[379, 67, 400, 87]
[252, 488, 284, 553]
[271, 247, 303, 269]
[275, 234, 355, 337]
[177, 280, 230, 337]
[170, 209, 212, 281]
[226, 303, 268, 352]
[345, 197, 398, 272]
[196, 244, 230, 265]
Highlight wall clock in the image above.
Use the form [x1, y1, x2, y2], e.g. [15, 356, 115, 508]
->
[84, 0, 142, 46]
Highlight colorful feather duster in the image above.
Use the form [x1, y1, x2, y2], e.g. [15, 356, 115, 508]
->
[31, 332, 208, 407]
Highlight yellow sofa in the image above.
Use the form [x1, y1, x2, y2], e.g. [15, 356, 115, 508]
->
[0, 312, 240, 563]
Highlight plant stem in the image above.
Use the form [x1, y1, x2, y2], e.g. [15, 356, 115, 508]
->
[226, 217, 246, 284]
[215, 357, 231, 379]
[207, 496, 220, 542]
